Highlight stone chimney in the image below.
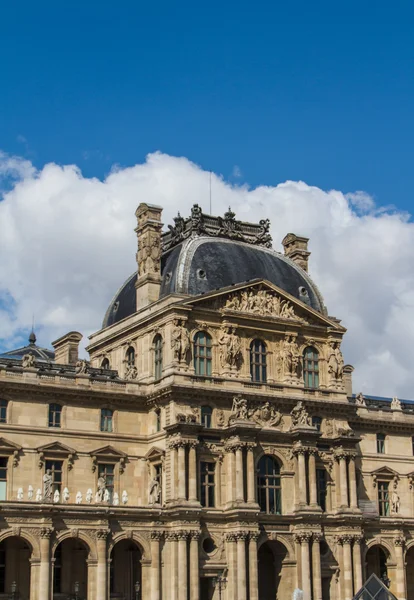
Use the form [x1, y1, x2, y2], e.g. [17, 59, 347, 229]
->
[343, 364, 354, 397]
[282, 233, 310, 272]
[135, 203, 163, 310]
[52, 331, 83, 365]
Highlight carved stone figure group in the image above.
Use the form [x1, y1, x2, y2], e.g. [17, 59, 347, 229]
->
[224, 289, 298, 321]
[290, 401, 311, 428]
[228, 395, 283, 428]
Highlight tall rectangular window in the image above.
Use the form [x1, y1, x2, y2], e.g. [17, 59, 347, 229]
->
[101, 409, 113, 432]
[98, 463, 114, 502]
[194, 332, 212, 377]
[45, 460, 63, 494]
[48, 403, 62, 428]
[303, 347, 319, 389]
[0, 458, 7, 501]
[316, 468, 327, 511]
[200, 462, 215, 508]
[378, 481, 390, 516]
[0, 401, 7, 424]
[377, 433, 385, 454]
[154, 335, 163, 380]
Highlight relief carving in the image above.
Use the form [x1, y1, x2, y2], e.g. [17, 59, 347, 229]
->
[22, 353, 36, 369]
[223, 288, 306, 322]
[290, 401, 311, 428]
[171, 319, 191, 363]
[327, 341, 344, 387]
[218, 326, 242, 370]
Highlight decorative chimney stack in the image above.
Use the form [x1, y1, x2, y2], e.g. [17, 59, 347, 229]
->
[282, 233, 310, 272]
[135, 203, 163, 310]
[52, 331, 83, 365]
[343, 364, 354, 397]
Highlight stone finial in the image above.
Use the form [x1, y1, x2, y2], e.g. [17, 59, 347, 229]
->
[135, 203, 163, 309]
[282, 233, 310, 272]
[52, 331, 83, 366]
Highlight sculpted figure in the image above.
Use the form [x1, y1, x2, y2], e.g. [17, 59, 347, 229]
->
[36, 489, 42, 502]
[290, 401, 311, 427]
[17, 488, 23, 501]
[95, 476, 106, 503]
[230, 395, 248, 421]
[113, 492, 120, 506]
[63, 487, 70, 503]
[218, 326, 241, 368]
[43, 469, 53, 502]
[149, 477, 161, 504]
[391, 490, 400, 513]
[103, 488, 110, 503]
[253, 402, 283, 428]
[216, 409, 225, 427]
[391, 396, 402, 410]
[75, 359, 89, 375]
[28, 485, 33, 501]
[355, 392, 366, 407]
[328, 342, 344, 381]
[86, 488, 93, 504]
[22, 352, 36, 369]
[53, 489, 60, 503]
[281, 335, 300, 377]
[122, 490, 128, 505]
[125, 365, 138, 380]
[171, 319, 191, 362]
[76, 491, 82, 504]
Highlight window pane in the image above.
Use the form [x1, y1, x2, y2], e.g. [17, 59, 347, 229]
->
[194, 332, 212, 376]
[0, 401, 7, 424]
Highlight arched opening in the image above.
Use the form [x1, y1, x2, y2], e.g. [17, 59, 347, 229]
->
[258, 540, 290, 600]
[53, 538, 88, 599]
[0, 536, 32, 599]
[110, 539, 142, 600]
[365, 545, 389, 583]
[406, 546, 414, 598]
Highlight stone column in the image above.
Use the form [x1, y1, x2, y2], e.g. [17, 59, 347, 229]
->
[341, 536, 353, 600]
[299, 532, 312, 600]
[167, 533, 178, 600]
[248, 533, 259, 600]
[338, 453, 349, 508]
[308, 449, 318, 507]
[177, 444, 187, 501]
[394, 536, 407, 600]
[151, 531, 162, 600]
[96, 529, 108, 600]
[348, 455, 358, 510]
[188, 442, 198, 502]
[353, 535, 364, 594]
[39, 527, 52, 600]
[297, 449, 307, 506]
[178, 531, 188, 600]
[216, 456, 223, 507]
[246, 446, 256, 503]
[170, 444, 177, 501]
[189, 531, 200, 600]
[312, 533, 323, 600]
[226, 533, 237, 599]
[236, 532, 248, 600]
[227, 450, 235, 504]
[235, 445, 245, 503]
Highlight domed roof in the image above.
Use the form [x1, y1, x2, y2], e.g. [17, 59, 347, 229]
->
[0, 332, 55, 363]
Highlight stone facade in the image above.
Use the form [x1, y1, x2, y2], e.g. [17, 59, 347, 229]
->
[0, 204, 413, 600]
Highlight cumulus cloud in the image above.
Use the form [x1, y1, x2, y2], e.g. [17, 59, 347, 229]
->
[0, 150, 413, 398]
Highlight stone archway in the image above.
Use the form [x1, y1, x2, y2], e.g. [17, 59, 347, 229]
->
[110, 539, 142, 600]
[405, 545, 414, 599]
[0, 536, 31, 600]
[53, 538, 89, 599]
[258, 540, 291, 600]
[365, 545, 390, 582]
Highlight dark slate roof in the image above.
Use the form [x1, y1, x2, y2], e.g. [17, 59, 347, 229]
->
[103, 236, 326, 328]
[0, 332, 55, 363]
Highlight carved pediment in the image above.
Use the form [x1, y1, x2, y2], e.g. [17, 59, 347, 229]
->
[372, 466, 398, 478]
[145, 446, 165, 461]
[0, 438, 22, 454]
[37, 441, 76, 456]
[90, 445, 127, 459]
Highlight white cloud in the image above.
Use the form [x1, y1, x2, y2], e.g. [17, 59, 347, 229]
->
[0, 150, 413, 398]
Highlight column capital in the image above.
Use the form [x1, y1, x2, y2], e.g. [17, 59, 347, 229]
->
[292, 445, 309, 456]
[294, 531, 312, 544]
[150, 530, 164, 541]
[166, 532, 179, 541]
[312, 532, 323, 542]
[249, 532, 260, 542]
[189, 530, 201, 541]
[40, 527, 53, 539]
[352, 534, 364, 545]
[225, 532, 238, 542]
[336, 534, 353, 545]
[176, 530, 189, 541]
[235, 531, 248, 541]
[394, 535, 406, 548]
[96, 529, 110, 540]
[187, 439, 199, 449]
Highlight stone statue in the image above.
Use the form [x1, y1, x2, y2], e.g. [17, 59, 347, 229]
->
[36, 489, 42, 502]
[95, 476, 106, 503]
[125, 365, 138, 380]
[171, 319, 191, 363]
[328, 342, 344, 382]
[22, 353, 36, 369]
[86, 488, 93, 504]
[53, 489, 60, 503]
[28, 485, 33, 501]
[103, 488, 110, 503]
[290, 401, 311, 427]
[292, 590, 304, 600]
[122, 490, 128, 505]
[281, 335, 300, 378]
[113, 492, 120, 506]
[17, 487, 23, 501]
[63, 487, 70, 503]
[76, 491, 82, 504]
[216, 409, 225, 427]
[218, 326, 241, 369]
[230, 395, 248, 422]
[75, 359, 89, 375]
[252, 401, 283, 428]
[43, 469, 53, 502]
[149, 477, 161, 504]
[355, 392, 366, 407]
[391, 396, 402, 410]
[391, 491, 400, 513]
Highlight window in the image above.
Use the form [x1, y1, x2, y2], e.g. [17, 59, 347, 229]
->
[316, 468, 327, 511]
[155, 409, 161, 432]
[378, 481, 390, 516]
[126, 346, 135, 367]
[412, 436, 414, 456]
[0, 401, 7, 424]
[201, 406, 213, 428]
[200, 462, 215, 507]
[45, 460, 63, 494]
[250, 339, 267, 383]
[312, 416, 322, 432]
[194, 332, 212, 376]
[53, 544, 62, 593]
[101, 408, 113, 432]
[154, 335, 163, 380]
[48, 403, 62, 428]
[98, 463, 114, 502]
[101, 358, 110, 370]
[257, 455, 282, 515]
[0, 458, 7, 501]
[303, 346, 319, 389]
[377, 433, 386, 454]
[0, 545, 5, 593]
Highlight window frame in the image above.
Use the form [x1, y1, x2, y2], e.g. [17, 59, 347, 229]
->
[0, 400, 8, 424]
[250, 339, 267, 383]
[45, 459, 64, 494]
[0, 457, 8, 501]
[101, 358, 110, 370]
[312, 416, 322, 432]
[48, 403, 62, 428]
[200, 461, 216, 508]
[98, 463, 115, 503]
[257, 455, 282, 515]
[201, 406, 213, 428]
[316, 467, 327, 511]
[100, 408, 114, 433]
[376, 433, 386, 454]
[193, 331, 213, 377]
[377, 480, 390, 516]
[126, 346, 135, 367]
[154, 335, 163, 381]
[303, 346, 319, 389]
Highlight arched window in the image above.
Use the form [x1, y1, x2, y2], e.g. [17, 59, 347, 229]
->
[101, 358, 110, 370]
[48, 403, 62, 428]
[303, 346, 319, 388]
[0, 400, 8, 424]
[101, 408, 113, 432]
[377, 433, 386, 454]
[126, 347, 135, 367]
[257, 455, 282, 514]
[154, 335, 163, 380]
[250, 339, 267, 383]
[201, 406, 213, 428]
[193, 331, 212, 376]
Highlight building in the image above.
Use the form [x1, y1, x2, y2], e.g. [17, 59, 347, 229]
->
[0, 203, 413, 600]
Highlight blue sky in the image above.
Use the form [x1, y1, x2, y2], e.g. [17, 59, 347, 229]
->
[1, 1, 414, 208]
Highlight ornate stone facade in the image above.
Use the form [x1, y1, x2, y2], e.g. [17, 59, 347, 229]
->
[0, 203, 412, 600]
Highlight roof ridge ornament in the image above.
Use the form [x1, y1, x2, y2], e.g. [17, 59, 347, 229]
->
[162, 204, 272, 252]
